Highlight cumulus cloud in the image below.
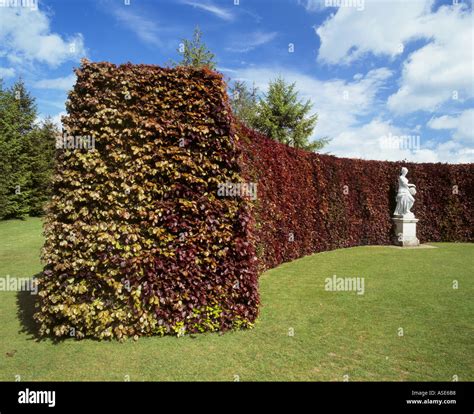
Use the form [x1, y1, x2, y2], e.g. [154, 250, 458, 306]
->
[0, 6, 85, 66]
[387, 5, 474, 114]
[316, 0, 431, 64]
[325, 118, 473, 163]
[314, 1, 473, 114]
[428, 109, 474, 142]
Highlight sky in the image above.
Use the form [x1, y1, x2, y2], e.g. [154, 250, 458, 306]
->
[0, 0, 473, 163]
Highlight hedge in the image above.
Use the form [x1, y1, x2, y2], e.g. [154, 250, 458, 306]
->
[35, 61, 259, 340]
[237, 123, 474, 270]
[35, 60, 473, 339]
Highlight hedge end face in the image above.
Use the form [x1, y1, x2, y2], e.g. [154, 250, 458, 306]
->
[35, 60, 259, 340]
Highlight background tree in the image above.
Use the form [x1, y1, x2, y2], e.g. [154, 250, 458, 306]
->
[175, 26, 216, 70]
[0, 79, 58, 219]
[0, 79, 35, 219]
[252, 77, 328, 152]
[26, 118, 58, 216]
[229, 80, 258, 127]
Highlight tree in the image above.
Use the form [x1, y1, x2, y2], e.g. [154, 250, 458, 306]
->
[175, 26, 216, 70]
[229, 80, 258, 127]
[0, 79, 58, 219]
[252, 77, 328, 152]
[0, 79, 36, 219]
[25, 118, 58, 216]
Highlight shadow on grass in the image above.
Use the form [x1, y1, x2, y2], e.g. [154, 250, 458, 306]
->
[16, 273, 66, 344]
[16, 274, 41, 341]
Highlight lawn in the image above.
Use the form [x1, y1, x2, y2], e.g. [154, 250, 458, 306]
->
[0, 217, 472, 381]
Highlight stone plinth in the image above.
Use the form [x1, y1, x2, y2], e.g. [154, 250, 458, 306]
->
[392, 216, 420, 247]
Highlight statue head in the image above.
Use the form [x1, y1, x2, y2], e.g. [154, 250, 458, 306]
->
[401, 167, 408, 176]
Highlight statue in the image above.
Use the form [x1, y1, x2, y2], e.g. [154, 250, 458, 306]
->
[392, 167, 419, 246]
[394, 167, 416, 218]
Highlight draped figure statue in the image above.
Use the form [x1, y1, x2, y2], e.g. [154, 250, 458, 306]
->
[394, 167, 416, 217]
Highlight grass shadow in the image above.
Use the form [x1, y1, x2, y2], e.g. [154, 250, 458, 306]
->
[14, 273, 69, 343]
[16, 273, 42, 340]
[16, 274, 69, 344]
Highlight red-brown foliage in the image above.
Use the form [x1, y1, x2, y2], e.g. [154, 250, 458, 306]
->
[237, 123, 473, 270]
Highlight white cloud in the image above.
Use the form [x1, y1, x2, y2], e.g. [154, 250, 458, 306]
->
[325, 118, 474, 163]
[428, 109, 474, 142]
[181, 1, 234, 21]
[226, 31, 278, 53]
[0, 7, 85, 66]
[314, 1, 473, 114]
[34, 74, 76, 91]
[387, 5, 474, 114]
[0, 67, 15, 78]
[316, 0, 432, 64]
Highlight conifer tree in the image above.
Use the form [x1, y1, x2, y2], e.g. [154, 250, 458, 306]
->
[175, 26, 216, 70]
[0, 79, 36, 218]
[253, 77, 328, 152]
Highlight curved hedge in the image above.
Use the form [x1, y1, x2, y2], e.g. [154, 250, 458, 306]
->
[237, 124, 474, 270]
[35, 61, 259, 340]
[35, 61, 473, 339]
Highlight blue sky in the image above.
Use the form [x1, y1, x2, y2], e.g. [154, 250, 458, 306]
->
[0, 0, 472, 162]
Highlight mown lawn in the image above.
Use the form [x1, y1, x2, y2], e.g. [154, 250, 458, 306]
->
[0, 217, 472, 381]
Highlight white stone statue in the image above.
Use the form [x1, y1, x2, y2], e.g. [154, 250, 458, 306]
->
[394, 167, 416, 218]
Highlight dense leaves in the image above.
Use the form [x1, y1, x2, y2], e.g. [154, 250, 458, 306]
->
[35, 60, 259, 340]
[237, 123, 474, 271]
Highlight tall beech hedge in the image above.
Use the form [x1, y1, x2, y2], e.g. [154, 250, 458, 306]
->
[36, 60, 473, 340]
[237, 124, 474, 270]
[35, 61, 259, 339]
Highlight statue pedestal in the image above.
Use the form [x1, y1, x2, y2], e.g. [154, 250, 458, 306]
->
[392, 216, 420, 247]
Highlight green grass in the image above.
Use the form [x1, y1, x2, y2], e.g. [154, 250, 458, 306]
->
[0, 217, 473, 381]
